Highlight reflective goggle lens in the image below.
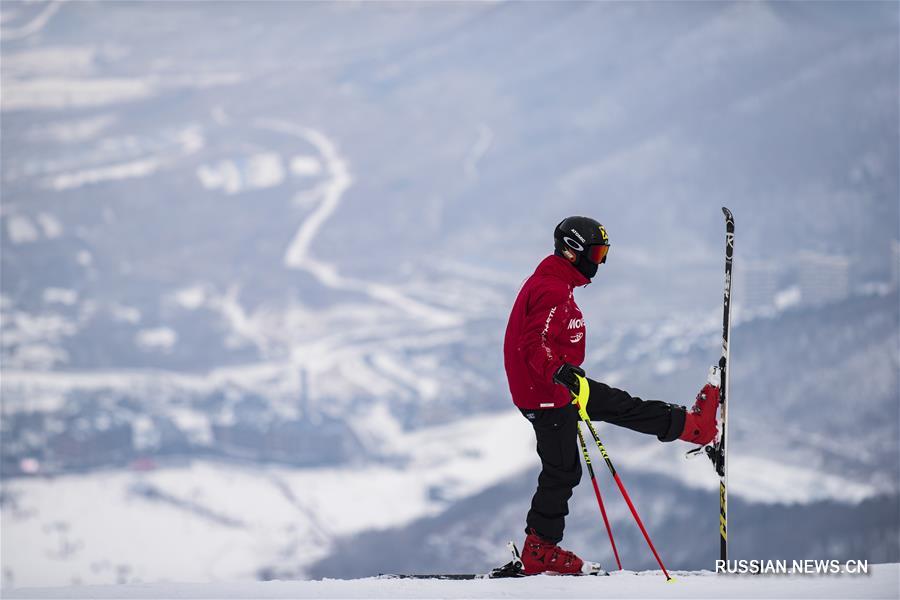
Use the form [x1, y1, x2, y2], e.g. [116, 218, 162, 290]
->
[587, 244, 609, 264]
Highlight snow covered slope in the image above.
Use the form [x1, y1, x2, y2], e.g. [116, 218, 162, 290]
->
[4, 565, 899, 600]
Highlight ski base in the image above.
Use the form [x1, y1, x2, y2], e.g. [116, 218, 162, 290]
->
[378, 566, 609, 579]
[378, 573, 489, 580]
[378, 542, 608, 579]
[379, 559, 524, 580]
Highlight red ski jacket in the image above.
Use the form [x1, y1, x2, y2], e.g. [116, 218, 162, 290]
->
[504, 255, 589, 410]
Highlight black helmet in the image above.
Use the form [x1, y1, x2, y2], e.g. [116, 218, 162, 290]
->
[553, 216, 610, 280]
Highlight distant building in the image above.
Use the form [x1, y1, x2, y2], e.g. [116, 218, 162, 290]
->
[796, 251, 850, 306]
[739, 261, 781, 310]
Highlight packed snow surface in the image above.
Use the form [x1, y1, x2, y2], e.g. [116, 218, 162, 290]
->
[4, 565, 898, 599]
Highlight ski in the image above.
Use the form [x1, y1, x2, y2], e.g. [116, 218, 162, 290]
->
[378, 542, 608, 579]
[378, 573, 503, 580]
[379, 567, 608, 580]
[685, 207, 733, 564]
[716, 206, 734, 565]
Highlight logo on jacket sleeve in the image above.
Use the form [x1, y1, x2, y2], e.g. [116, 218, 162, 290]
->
[569, 332, 584, 343]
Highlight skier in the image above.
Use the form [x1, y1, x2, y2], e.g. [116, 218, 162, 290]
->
[504, 216, 720, 575]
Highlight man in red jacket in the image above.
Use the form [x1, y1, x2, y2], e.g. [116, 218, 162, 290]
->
[503, 216, 720, 575]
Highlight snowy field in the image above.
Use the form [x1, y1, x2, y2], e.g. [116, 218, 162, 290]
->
[4, 565, 898, 599]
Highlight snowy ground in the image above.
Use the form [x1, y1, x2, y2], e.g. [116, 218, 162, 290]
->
[4, 565, 898, 599]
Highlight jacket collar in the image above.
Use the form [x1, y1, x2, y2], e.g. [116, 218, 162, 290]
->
[535, 254, 590, 288]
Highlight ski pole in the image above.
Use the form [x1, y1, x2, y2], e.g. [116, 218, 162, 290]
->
[572, 374, 674, 582]
[577, 423, 623, 570]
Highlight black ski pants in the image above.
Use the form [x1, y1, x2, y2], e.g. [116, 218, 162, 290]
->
[521, 378, 685, 544]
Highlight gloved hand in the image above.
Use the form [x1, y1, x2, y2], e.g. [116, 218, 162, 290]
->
[552, 362, 585, 395]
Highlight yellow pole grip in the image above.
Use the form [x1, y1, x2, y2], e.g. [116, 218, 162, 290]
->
[572, 373, 590, 421]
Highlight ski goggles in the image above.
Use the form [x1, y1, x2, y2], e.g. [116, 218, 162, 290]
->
[586, 243, 610, 264]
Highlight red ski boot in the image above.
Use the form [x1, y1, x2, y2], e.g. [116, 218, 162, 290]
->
[521, 529, 585, 575]
[679, 377, 720, 445]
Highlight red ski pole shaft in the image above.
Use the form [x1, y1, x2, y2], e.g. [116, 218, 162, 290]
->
[577, 424, 623, 570]
[612, 471, 672, 580]
[581, 416, 674, 581]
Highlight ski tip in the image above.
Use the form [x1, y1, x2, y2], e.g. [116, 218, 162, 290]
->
[721, 206, 733, 220]
[667, 577, 677, 583]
